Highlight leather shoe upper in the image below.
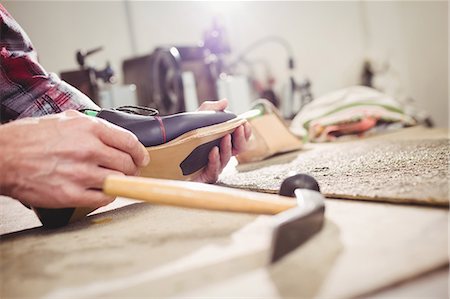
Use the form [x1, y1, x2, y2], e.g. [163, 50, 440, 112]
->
[97, 109, 237, 147]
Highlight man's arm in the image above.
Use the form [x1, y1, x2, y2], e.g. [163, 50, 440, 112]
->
[0, 4, 97, 123]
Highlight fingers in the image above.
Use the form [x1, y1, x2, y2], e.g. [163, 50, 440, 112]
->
[57, 165, 122, 207]
[83, 167, 125, 191]
[17, 179, 116, 209]
[59, 185, 116, 208]
[60, 185, 115, 208]
[95, 119, 150, 167]
[231, 125, 247, 155]
[243, 122, 252, 140]
[79, 190, 116, 208]
[195, 146, 221, 183]
[195, 134, 234, 183]
[58, 163, 125, 190]
[219, 134, 232, 167]
[95, 144, 140, 175]
[197, 99, 228, 112]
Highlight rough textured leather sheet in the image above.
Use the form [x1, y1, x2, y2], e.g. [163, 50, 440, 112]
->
[220, 130, 449, 206]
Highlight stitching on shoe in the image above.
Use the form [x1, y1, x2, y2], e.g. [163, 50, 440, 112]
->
[115, 105, 159, 116]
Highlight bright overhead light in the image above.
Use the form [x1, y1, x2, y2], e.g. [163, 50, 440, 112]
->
[207, 1, 243, 14]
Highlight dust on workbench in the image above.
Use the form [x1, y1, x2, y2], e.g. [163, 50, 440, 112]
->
[219, 138, 449, 206]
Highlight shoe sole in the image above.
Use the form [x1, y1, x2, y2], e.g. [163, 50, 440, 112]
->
[140, 117, 246, 180]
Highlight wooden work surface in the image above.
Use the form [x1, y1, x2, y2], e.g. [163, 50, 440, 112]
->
[0, 127, 448, 298]
[0, 197, 447, 298]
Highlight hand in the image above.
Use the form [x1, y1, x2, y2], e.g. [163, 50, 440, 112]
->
[0, 110, 149, 208]
[194, 99, 251, 183]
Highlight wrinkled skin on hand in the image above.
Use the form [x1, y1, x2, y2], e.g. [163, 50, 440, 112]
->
[0, 110, 149, 208]
[194, 99, 251, 183]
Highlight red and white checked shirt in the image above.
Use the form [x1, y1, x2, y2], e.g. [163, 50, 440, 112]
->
[0, 4, 97, 123]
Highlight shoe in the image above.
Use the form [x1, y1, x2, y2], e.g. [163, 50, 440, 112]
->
[97, 108, 245, 180]
[33, 107, 245, 228]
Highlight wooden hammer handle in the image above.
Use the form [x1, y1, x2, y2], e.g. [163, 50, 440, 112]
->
[103, 175, 296, 215]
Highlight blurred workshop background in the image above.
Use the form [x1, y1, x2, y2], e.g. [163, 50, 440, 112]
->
[4, 1, 448, 127]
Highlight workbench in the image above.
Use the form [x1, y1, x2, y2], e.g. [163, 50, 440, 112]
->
[1, 127, 448, 298]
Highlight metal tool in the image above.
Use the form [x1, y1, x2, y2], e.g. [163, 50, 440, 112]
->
[34, 174, 325, 263]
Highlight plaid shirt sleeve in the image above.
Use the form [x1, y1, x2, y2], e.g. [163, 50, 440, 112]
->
[0, 4, 98, 123]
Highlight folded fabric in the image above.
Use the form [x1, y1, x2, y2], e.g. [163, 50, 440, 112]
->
[290, 86, 416, 142]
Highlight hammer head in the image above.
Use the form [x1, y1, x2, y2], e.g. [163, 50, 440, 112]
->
[270, 176, 326, 263]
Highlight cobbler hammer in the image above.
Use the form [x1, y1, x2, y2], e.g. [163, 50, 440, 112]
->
[108, 173, 325, 262]
[34, 174, 324, 262]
